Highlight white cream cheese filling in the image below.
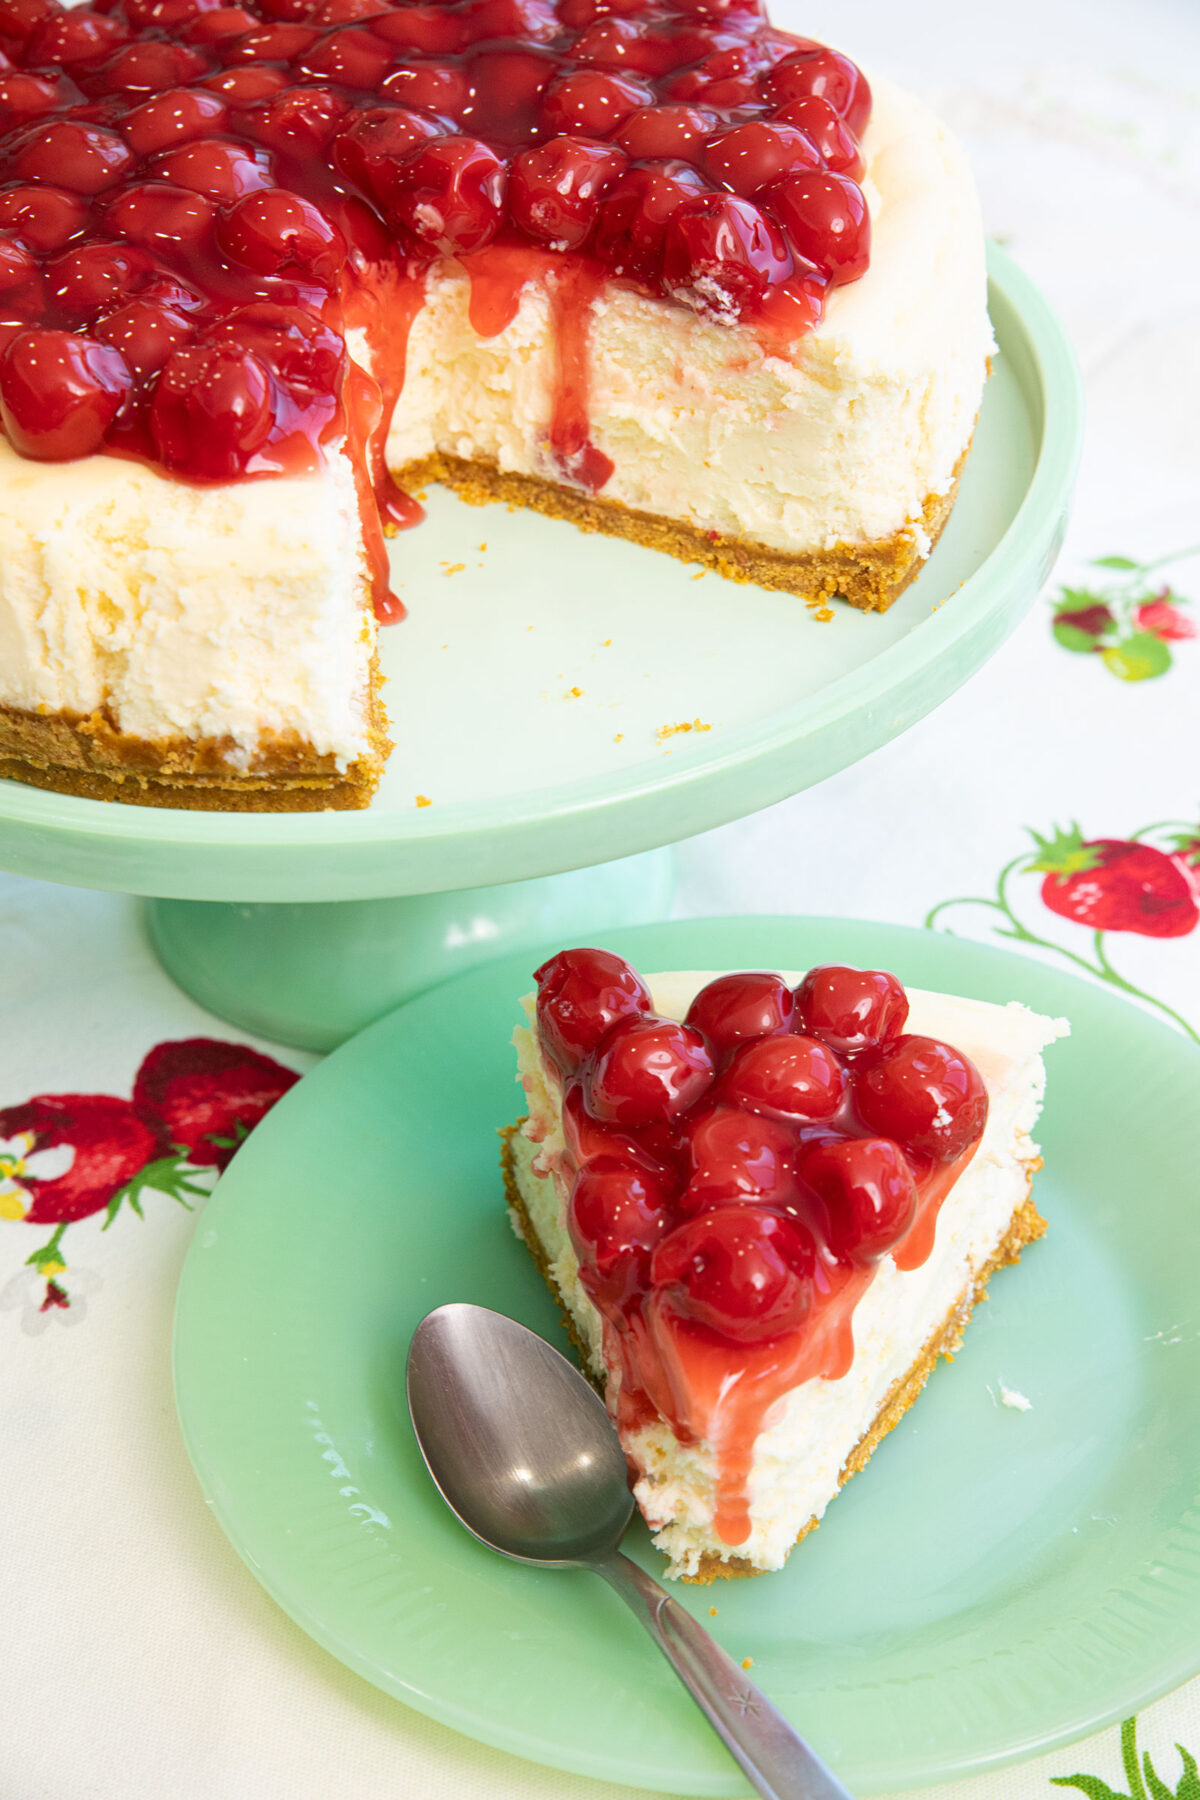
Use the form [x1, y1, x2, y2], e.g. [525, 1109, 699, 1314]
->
[512, 972, 1066, 1578]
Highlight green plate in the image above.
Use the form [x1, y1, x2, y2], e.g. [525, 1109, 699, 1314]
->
[174, 917, 1200, 1795]
[0, 247, 1080, 903]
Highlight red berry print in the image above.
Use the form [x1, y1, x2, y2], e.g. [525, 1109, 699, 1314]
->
[1029, 825, 1198, 939]
[0, 1094, 160, 1224]
[132, 1037, 299, 1168]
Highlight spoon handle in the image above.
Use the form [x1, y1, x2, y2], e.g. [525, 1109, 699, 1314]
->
[593, 1551, 853, 1800]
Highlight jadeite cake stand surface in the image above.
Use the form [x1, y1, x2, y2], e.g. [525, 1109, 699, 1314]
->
[0, 246, 1081, 1046]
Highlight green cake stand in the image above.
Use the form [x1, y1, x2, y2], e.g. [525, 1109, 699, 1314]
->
[0, 246, 1081, 1049]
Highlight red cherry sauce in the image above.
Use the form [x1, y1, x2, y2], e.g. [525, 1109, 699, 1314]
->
[0, 0, 873, 621]
[532, 957, 987, 1549]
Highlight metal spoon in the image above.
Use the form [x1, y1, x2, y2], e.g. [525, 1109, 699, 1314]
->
[406, 1302, 854, 1800]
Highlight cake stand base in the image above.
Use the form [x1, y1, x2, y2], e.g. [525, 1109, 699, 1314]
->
[145, 847, 675, 1051]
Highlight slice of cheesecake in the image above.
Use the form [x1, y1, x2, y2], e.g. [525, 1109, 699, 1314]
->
[505, 950, 1066, 1580]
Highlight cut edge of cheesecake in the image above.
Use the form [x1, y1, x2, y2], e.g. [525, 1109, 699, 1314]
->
[502, 1121, 1045, 1582]
[398, 435, 972, 616]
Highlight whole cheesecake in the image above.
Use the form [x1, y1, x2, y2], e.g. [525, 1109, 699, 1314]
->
[0, 0, 992, 809]
[506, 952, 1066, 1579]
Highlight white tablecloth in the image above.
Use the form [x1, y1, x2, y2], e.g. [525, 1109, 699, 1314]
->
[3, 1, 1199, 1793]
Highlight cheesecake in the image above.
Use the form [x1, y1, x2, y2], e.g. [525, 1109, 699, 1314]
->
[505, 950, 1066, 1579]
[0, 0, 992, 809]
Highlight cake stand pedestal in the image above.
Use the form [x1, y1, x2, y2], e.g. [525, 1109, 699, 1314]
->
[0, 249, 1081, 1051]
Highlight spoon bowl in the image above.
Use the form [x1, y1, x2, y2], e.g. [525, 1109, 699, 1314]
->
[407, 1302, 633, 1565]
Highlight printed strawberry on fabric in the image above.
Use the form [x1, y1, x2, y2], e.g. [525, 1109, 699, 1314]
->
[927, 820, 1200, 1043]
[0, 1038, 298, 1329]
[1050, 548, 1196, 682]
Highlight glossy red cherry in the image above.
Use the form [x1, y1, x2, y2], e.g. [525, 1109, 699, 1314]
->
[509, 136, 625, 250]
[104, 181, 216, 248]
[663, 192, 791, 316]
[94, 296, 193, 373]
[682, 1106, 799, 1214]
[198, 65, 289, 103]
[772, 94, 863, 176]
[25, 7, 128, 66]
[568, 1156, 673, 1309]
[720, 1032, 845, 1120]
[539, 68, 651, 139]
[0, 232, 35, 292]
[766, 169, 868, 285]
[378, 60, 468, 117]
[308, 0, 384, 21]
[592, 159, 704, 282]
[665, 43, 759, 106]
[460, 0, 558, 42]
[223, 20, 319, 61]
[0, 184, 87, 250]
[387, 134, 506, 254]
[204, 302, 344, 397]
[534, 946, 652, 1075]
[218, 187, 346, 283]
[855, 1036, 988, 1163]
[794, 965, 908, 1056]
[244, 84, 347, 153]
[762, 45, 870, 137]
[703, 120, 818, 196]
[585, 1014, 713, 1129]
[89, 39, 208, 95]
[371, 6, 466, 54]
[0, 326, 131, 458]
[571, 17, 676, 76]
[685, 972, 794, 1055]
[122, 86, 227, 155]
[299, 25, 392, 89]
[46, 241, 152, 317]
[800, 1135, 918, 1263]
[183, 7, 260, 45]
[0, 0, 62, 44]
[150, 338, 275, 477]
[14, 120, 134, 195]
[0, 70, 64, 127]
[612, 103, 713, 162]
[155, 139, 270, 202]
[331, 104, 441, 204]
[560, 1078, 674, 1181]
[650, 1205, 815, 1343]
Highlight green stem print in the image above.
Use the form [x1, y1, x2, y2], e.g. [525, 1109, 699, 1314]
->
[1050, 547, 1197, 681]
[925, 824, 1199, 1044]
[1052, 1715, 1200, 1800]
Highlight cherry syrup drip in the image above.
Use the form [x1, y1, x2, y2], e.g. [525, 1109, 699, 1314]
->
[0, 0, 872, 623]
[532, 952, 989, 1548]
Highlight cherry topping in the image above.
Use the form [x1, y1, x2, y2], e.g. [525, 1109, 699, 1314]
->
[0, 232, 35, 291]
[771, 94, 863, 177]
[94, 294, 192, 372]
[25, 7, 129, 66]
[388, 134, 506, 255]
[534, 946, 652, 1075]
[122, 85, 227, 155]
[650, 1204, 816, 1343]
[219, 186, 346, 283]
[0, 70, 72, 128]
[720, 1032, 845, 1120]
[592, 158, 703, 282]
[568, 1156, 673, 1309]
[766, 169, 869, 285]
[150, 337, 274, 477]
[855, 1035, 988, 1163]
[378, 60, 468, 117]
[800, 1136, 918, 1264]
[794, 964, 908, 1056]
[702, 120, 819, 196]
[331, 104, 441, 207]
[104, 180, 215, 248]
[584, 1014, 713, 1128]
[243, 84, 346, 153]
[0, 184, 87, 250]
[459, 47, 557, 144]
[298, 24, 392, 89]
[0, 325, 131, 458]
[684, 971, 794, 1054]
[509, 135, 625, 250]
[14, 120, 134, 195]
[0, 0, 62, 44]
[88, 38, 207, 94]
[663, 191, 790, 315]
[612, 102, 713, 162]
[539, 68, 651, 139]
[154, 138, 270, 202]
[762, 45, 871, 137]
[682, 1105, 798, 1214]
[46, 239, 151, 316]
[370, 7, 465, 54]
[205, 301, 343, 398]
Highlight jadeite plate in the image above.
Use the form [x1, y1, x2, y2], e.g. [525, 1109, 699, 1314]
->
[174, 916, 1200, 1796]
[0, 247, 1080, 902]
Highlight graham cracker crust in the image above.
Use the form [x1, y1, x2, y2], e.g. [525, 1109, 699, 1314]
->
[501, 1122, 1046, 1582]
[0, 653, 390, 812]
[400, 446, 970, 614]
